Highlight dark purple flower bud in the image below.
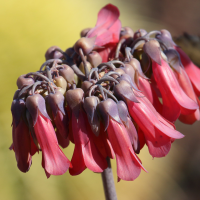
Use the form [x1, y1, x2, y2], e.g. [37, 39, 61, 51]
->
[120, 63, 138, 85]
[120, 26, 134, 39]
[65, 88, 84, 119]
[127, 58, 148, 79]
[97, 99, 122, 130]
[155, 29, 176, 48]
[11, 99, 26, 127]
[65, 47, 74, 57]
[143, 40, 162, 65]
[46, 91, 65, 118]
[117, 100, 129, 125]
[45, 46, 63, 60]
[13, 89, 20, 100]
[59, 64, 75, 84]
[26, 94, 51, 126]
[81, 81, 93, 94]
[87, 51, 102, 68]
[74, 37, 96, 55]
[17, 75, 34, 89]
[83, 96, 100, 136]
[80, 28, 92, 37]
[133, 29, 147, 40]
[164, 49, 183, 73]
[114, 80, 139, 103]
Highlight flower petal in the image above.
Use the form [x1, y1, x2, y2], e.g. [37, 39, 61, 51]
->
[152, 59, 198, 121]
[34, 114, 71, 175]
[107, 119, 146, 181]
[12, 119, 32, 173]
[175, 46, 200, 96]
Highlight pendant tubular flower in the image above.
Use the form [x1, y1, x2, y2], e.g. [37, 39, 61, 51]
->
[175, 46, 200, 97]
[165, 49, 200, 124]
[66, 88, 107, 175]
[98, 99, 147, 181]
[114, 80, 184, 158]
[46, 91, 70, 144]
[26, 94, 71, 177]
[143, 40, 198, 121]
[11, 99, 32, 173]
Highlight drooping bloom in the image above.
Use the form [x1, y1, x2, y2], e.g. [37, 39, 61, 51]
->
[98, 99, 147, 181]
[11, 99, 32, 172]
[175, 46, 200, 97]
[114, 80, 184, 158]
[26, 94, 71, 177]
[86, 4, 121, 62]
[66, 88, 107, 175]
[142, 40, 198, 122]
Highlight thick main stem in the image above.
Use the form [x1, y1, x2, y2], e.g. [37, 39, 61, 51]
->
[101, 158, 117, 200]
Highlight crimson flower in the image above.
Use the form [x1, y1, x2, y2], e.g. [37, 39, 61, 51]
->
[86, 4, 121, 62]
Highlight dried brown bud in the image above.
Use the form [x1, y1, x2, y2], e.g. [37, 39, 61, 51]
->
[59, 64, 75, 84]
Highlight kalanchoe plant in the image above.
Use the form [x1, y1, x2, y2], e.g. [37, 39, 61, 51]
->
[10, 3, 200, 200]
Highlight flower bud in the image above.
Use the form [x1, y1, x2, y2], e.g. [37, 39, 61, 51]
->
[97, 99, 122, 130]
[74, 37, 96, 55]
[59, 64, 75, 84]
[114, 80, 139, 103]
[26, 94, 51, 126]
[45, 46, 63, 60]
[46, 91, 65, 118]
[156, 29, 175, 48]
[84, 96, 100, 136]
[87, 51, 102, 68]
[133, 29, 147, 40]
[54, 76, 67, 90]
[80, 28, 91, 37]
[65, 88, 84, 118]
[81, 81, 93, 94]
[79, 61, 92, 75]
[17, 75, 34, 89]
[120, 27, 134, 39]
[143, 40, 162, 65]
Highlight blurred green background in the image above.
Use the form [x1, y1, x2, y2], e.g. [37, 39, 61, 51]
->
[1, 0, 200, 200]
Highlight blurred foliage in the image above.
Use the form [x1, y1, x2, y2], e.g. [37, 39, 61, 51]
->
[0, 0, 200, 200]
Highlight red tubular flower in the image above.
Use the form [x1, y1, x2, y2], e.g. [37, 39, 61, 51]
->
[26, 94, 71, 177]
[152, 59, 198, 122]
[98, 99, 147, 181]
[114, 80, 184, 158]
[175, 46, 200, 96]
[12, 118, 32, 172]
[69, 110, 107, 175]
[138, 76, 162, 114]
[11, 99, 32, 172]
[174, 66, 200, 124]
[66, 88, 107, 175]
[87, 4, 121, 62]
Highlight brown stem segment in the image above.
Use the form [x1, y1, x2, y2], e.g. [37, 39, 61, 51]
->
[101, 158, 117, 200]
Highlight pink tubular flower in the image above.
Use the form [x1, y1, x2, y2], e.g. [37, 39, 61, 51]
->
[114, 80, 184, 158]
[98, 99, 146, 181]
[175, 46, 200, 96]
[152, 59, 198, 122]
[69, 109, 107, 175]
[107, 119, 147, 181]
[174, 66, 200, 124]
[86, 4, 121, 62]
[65, 88, 107, 175]
[26, 94, 71, 177]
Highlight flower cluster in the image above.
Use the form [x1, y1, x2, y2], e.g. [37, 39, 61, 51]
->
[10, 4, 200, 181]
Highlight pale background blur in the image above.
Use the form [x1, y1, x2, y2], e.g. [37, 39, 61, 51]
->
[1, 0, 200, 200]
